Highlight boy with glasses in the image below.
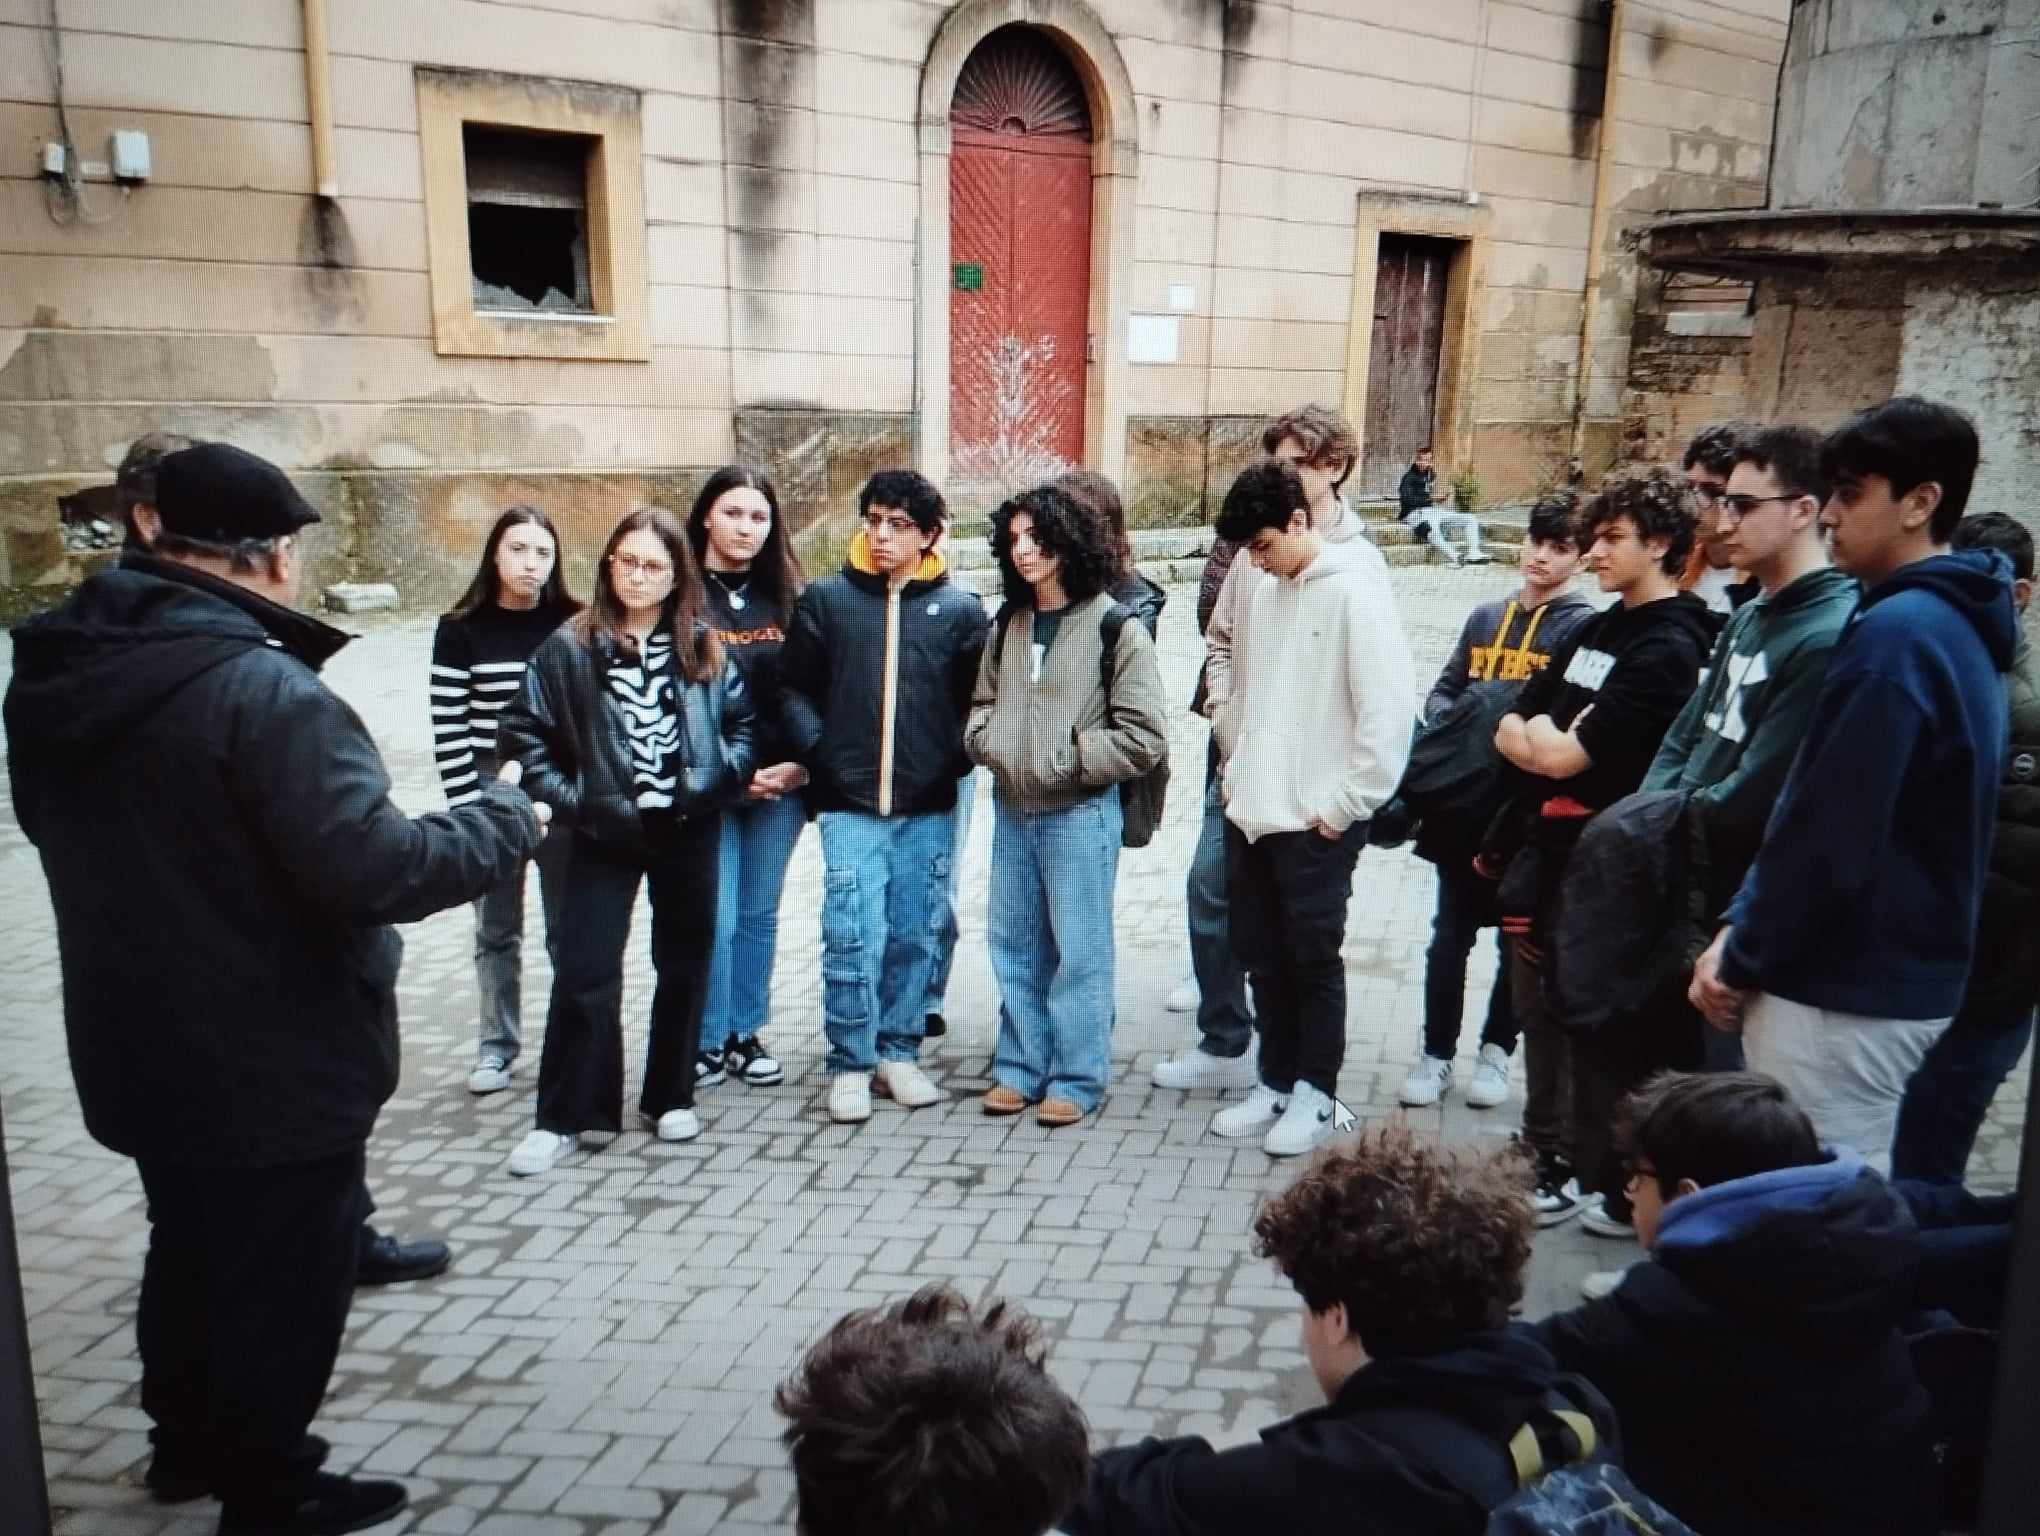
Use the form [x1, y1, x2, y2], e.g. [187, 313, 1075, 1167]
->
[1679, 423, 1759, 613]
[779, 470, 988, 1124]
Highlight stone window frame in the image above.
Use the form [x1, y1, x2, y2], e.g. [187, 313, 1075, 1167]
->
[1339, 193, 1493, 481]
[416, 67, 649, 362]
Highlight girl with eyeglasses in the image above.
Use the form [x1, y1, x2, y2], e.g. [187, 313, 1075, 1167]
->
[431, 506, 583, 1098]
[499, 508, 756, 1176]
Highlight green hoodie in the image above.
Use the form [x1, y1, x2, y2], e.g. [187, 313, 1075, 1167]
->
[1643, 564, 1859, 913]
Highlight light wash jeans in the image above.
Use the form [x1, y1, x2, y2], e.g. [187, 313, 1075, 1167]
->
[474, 836, 569, 1064]
[818, 810, 953, 1074]
[701, 793, 807, 1047]
[988, 787, 1123, 1112]
[1186, 755, 1252, 1056]
[922, 771, 977, 1016]
[1405, 507, 1485, 559]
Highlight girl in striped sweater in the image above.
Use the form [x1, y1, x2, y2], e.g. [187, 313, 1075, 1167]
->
[431, 506, 581, 1094]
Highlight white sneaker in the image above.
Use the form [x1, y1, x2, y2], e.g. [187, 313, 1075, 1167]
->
[1264, 1082, 1339, 1157]
[1398, 1054, 1453, 1107]
[1580, 1196, 1635, 1240]
[828, 1072, 873, 1123]
[874, 1060, 942, 1109]
[1165, 977, 1199, 1013]
[1581, 1267, 1631, 1301]
[507, 1129, 575, 1177]
[1465, 1043, 1512, 1109]
[1152, 1048, 1259, 1091]
[1210, 1083, 1286, 1139]
[467, 1056, 512, 1095]
[655, 1108, 701, 1143]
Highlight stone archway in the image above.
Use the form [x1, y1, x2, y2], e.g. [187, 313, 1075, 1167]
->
[916, 0, 1139, 490]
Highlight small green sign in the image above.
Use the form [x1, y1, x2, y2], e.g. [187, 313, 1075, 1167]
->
[953, 262, 984, 292]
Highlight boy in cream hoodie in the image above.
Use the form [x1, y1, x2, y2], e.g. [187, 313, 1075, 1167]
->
[1205, 458, 1416, 1155]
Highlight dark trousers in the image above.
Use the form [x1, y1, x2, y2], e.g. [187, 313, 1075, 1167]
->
[1570, 1008, 1704, 1222]
[537, 818, 719, 1134]
[1512, 938, 1572, 1177]
[1890, 1003, 2034, 1185]
[1225, 821, 1363, 1097]
[136, 1146, 366, 1512]
[1896, 1180, 2019, 1330]
[1422, 864, 1519, 1060]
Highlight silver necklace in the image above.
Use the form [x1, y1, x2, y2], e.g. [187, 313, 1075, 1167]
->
[712, 569, 752, 611]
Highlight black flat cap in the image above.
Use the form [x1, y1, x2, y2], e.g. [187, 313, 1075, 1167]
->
[153, 443, 323, 542]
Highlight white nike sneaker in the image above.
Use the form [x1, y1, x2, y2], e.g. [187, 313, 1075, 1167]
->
[467, 1055, 512, 1095]
[1465, 1043, 1513, 1109]
[1210, 1083, 1286, 1139]
[1264, 1082, 1339, 1157]
[828, 1072, 873, 1124]
[1152, 1048, 1260, 1091]
[1165, 977, 1199, 1013]
[507, 1129, 575, 1177]
[874, 1060, 943, 1109]
[1398, 1054, 1453, 1107]
[655, 1108, 701, 1143]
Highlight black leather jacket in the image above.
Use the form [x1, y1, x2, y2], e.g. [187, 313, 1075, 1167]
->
[500, 620, 756, 847]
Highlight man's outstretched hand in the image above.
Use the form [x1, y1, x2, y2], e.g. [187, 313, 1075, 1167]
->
[497, 759, 552, 838]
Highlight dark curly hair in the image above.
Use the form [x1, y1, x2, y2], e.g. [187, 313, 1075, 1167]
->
[860, 467, 947, 535]
[1052, 469, 1134, 586]
[989, 483, 1117, 608]
[1585, 464, 1698, 576]
[1213, 456, 1308, 545]
[1525, 490, 1581, 549]
[1252, 1124, 1535, 1356]
[774, 1285, 1089, 1536]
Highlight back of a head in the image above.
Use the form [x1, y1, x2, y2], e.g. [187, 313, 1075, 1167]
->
[1613, 1071, 1823, 1194]
[1215, 457, 1307, 545]
[1951, 510, 2033, 583]
[116, 431, 198, 544]
[1821, 396, 1979, 540]
[1252, 1123, 1534, 1355]
[1735, 423, 1830, 507]
[776, 1286, 1089, 1536]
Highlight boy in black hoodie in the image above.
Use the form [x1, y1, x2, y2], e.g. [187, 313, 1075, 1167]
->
[1691, 399, 2018, 1172]
[1529, 1072, 1934, 1536]
[1066, 1126, 1616, 1536]
[1490, 468, 1719, 1223]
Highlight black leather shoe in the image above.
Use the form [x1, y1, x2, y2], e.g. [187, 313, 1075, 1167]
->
[356, 1231, 450, 1286]
[218, 1472, 407, 1535]
[923, 1012, 948, 1039]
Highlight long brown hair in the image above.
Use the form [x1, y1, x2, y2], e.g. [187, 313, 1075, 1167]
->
[445, 505, 582, 621]
[574, 507, 722, 683]
[686, 465, 806, 623]
[1052, 469, 1133, 587]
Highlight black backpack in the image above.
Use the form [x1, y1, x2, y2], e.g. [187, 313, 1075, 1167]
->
[990, 601, 1169, 848]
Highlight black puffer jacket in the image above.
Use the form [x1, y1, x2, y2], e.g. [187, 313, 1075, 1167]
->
[1964, 635, 2040, 1016]
[499, 620, 755, 847]
[5, 555, 540, 1168]
[777, 536, 987, 816]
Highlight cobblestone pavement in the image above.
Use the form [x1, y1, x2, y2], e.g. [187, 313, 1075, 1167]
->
[3, 562, 2027, 1535]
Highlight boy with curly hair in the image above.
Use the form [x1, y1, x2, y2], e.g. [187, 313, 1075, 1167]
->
[1065, 1125, 1616, 1533]
[775, 1284, 1090, 1536]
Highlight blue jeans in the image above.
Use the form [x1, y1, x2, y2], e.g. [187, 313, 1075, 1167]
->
[1187, 753, 1252, 1056]
[818, 810, 952, 1073]
[1889, 1003, 2034, 1184]
[988, 788, 1122, 1111]
[922, 771, 977, 1016]
[701, 794, 806, 1046]
[1420, 863, 1517, 1060]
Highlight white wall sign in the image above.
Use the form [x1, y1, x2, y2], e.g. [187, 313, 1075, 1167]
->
[1127, 313, 1180, 365]
[1167, 283, 1196, 312]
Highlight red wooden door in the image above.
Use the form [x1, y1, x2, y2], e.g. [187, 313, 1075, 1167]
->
[1362, 234, 1453, 499]
[949, 27, 1092, 480]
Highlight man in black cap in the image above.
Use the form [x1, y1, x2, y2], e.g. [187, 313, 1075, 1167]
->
[7, 442, 546, 1535]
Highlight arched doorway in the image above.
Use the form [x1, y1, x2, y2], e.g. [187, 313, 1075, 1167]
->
[947, 25, 1093, 491]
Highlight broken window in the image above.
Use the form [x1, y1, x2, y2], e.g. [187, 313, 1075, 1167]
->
[463, 125, 594, 313]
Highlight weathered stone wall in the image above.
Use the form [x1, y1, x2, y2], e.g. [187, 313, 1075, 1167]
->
[1, 0, 1789, 599]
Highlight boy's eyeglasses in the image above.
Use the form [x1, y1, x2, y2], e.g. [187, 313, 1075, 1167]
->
[861, 512, 921, 536]
[1717, 492, 1808, 523]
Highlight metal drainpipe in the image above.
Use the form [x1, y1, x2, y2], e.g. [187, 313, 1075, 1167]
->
[302, 0, 339, 199]
[1569, 0, 1625, 462]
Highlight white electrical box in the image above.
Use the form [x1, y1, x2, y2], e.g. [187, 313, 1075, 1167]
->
[110, 130, 151, 182]
[40, 141, 66, 177]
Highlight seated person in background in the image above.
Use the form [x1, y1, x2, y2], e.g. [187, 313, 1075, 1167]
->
[1066, 1125, 1616, 1535]
[1398, 445, 1491, 567]
[775, 1284, 1089, 1536]
[1527, 1071, 1935, 1536]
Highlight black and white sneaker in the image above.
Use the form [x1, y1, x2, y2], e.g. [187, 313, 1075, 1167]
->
[722, 1034, 783, 1086]
[695, 1046, 726, 1090]
[1534, 1173, 1585, 1227]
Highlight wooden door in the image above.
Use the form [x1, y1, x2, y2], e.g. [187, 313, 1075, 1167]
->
[948, 26, 1092, 482]
[1361, 234, 1453, 499]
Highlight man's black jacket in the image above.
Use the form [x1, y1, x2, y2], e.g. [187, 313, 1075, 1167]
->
[5, 555, 539, 1168]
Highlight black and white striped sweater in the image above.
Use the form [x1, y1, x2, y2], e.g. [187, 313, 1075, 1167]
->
[430, 603, 571, 807]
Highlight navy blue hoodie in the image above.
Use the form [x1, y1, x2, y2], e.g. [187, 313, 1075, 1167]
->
[1721, 550, 2017, 1018]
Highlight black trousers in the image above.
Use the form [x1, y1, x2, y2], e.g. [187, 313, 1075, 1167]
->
[1571, 1002, 1706, 1222]
[1225, 821, 1364, 1097]
[537, 817, 718, 1134]
[135, 1146, 367, 1511]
